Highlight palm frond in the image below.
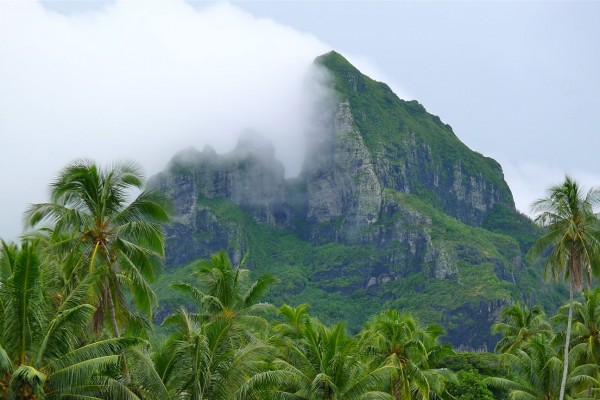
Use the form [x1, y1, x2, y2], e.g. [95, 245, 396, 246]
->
[242, 274, 278, 308]
[123, 347, 171, 400]
[48, 355, 120, 395]
[8, 365, 46, 400]
[0, 343, 13, 374]
[34, 303, 96, 368]
[343, 364, 395, 400]
[3, 240, 46, 364]
[117, 254, 159, 316]
[47, 337, 146, 372]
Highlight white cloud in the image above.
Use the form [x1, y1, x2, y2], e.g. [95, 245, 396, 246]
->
[0, 0, 329, 239]
[497, 155, 600, 218]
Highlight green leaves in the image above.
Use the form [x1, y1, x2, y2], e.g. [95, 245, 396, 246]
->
[359, 310, 455, 400]
[492, 302, 552, 354]
[8, 365, 46, 400]
[529, 176, 600, 290]
[529, 177, 600, 400]
[0, 158, 173, 399]
[257, 307, 398, 400]
[157, 252, 279, 399]
[0, 344, 12, 375]
[3, 240, 45, 365]
[25, 159, 171, 336]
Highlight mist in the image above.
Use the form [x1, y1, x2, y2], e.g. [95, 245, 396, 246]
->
[0, 1, 332, 240]
[2, 1, 587, 242]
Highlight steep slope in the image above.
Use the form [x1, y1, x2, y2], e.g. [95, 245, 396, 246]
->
[150, 52, 560, 349]
[307, 51, 513, 232]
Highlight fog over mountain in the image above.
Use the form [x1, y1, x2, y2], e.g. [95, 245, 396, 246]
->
[1, 0, 599, 240]
[0, 1, 339, 239]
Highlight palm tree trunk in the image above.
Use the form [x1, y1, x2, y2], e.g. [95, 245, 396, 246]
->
[105, 287, 133, 384]
[106, 288, 120, 338]
[559, 280, 574, 400]
[391, 376, 400, 400]
[101, 244, 120, 339]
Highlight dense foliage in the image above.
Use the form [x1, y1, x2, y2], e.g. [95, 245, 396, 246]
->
[151, 190, 564, 350]
[2, 163, 600, 399]
[148, 51, 567, 350]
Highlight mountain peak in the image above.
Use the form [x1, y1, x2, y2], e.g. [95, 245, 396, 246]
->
[315, 51, 360, 74]
[315, 50, 372, 95]
[150, 49, 540, 349]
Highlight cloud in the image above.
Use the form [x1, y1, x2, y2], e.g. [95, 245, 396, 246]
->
[0, 0, 330, 239]
[497, 155, 600, 218]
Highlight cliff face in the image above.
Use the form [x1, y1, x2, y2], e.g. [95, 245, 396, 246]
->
[302, 99, 382, 242]
[314, 51, 513, 228]
[150, 52, 554, 349]
[150, 131, 287, 267]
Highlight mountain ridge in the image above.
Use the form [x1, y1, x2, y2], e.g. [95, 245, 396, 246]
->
[149, 51, 559, 349]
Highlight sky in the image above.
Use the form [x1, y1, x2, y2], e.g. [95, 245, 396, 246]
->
[1, 0, 599, 240]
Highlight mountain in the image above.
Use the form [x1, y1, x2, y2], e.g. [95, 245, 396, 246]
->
[149, 51, 561, 349]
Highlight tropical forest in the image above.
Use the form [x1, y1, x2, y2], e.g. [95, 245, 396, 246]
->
[2, 52, 600, 400]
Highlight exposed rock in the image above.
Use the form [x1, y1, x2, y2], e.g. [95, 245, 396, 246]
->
[425, 243, 457, 280]
[303, 100, 382, 242]
[150, 51, 547, 349]
[150, 132, 288, 222]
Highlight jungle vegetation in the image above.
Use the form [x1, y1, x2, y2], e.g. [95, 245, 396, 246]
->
[1, 161, 600, 400]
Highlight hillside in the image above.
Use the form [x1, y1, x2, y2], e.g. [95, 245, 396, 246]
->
[149, 51, 561, 349]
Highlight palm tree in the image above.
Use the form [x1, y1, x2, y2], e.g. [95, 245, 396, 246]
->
[554, 288, 600, 361]
[360, 310, 455, 400]
[172, 251, 276, 330]
[274, 303, 311, 341]
[492, 302, 552, 354]
[485, 336, 598, 399]
[529, 176, 600, 400]
[154, 308, 272, 399]
[553, 288, 600, 397]
[156, 251, 277, 399]
[0, 239, 161, 399]
[243, 306, 394, 400]
[24, 159, 170, 338]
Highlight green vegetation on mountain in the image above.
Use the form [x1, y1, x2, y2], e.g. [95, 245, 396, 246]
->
[147, 51, 566, 349]
[6, 48, 599, 399]
[315, 51, 514, 219]
[2, 160, 600, 399]
[482, 204, 543, 250]
[152, 188, 560, 348]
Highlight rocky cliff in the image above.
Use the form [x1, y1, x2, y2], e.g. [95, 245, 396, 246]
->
[150, 51, 557, 349]
[314, 52, 513, 228]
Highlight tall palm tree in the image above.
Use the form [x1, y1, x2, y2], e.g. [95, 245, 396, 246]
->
[492, 302, 552, 354]
[360, 310, 455, 400]
[25, 160, 170, 337]
[529, 176, 600, 400]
